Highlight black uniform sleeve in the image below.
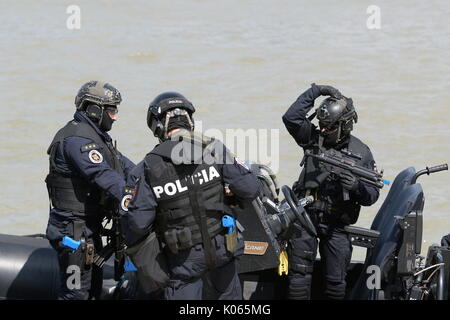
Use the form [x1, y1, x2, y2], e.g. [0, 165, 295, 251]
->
[208, 139, 261, 200]
[221, 157, 261, 200]
[120, 153, 136, 178]
[120, 161, 157, 246]
[354, 147, 380, 206]
[282, 85, 321, 147]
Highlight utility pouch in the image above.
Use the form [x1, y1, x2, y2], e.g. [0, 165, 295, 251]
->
[126, 232, 170, 294]
[61, 235, 88, 270]
[177, 227, 193, 250]
[164, 229, 179, 254]
[225, 228, 238, 254]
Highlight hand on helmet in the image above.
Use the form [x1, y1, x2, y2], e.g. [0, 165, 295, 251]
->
[339, 171, 360, 192]
[314, 84, 343, 100]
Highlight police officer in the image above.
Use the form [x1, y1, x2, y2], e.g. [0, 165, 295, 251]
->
[45, 80, 135, 300]
[282, 84, 380, 300]
[121, 92, 261, 300]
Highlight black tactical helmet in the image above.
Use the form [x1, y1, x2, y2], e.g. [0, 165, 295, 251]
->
[75, 80, 122, 110]
[147, 92, 195, 141]
[316, 97, 358, 143]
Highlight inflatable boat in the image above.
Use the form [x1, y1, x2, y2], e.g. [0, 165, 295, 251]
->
[0, 163, 449, 300]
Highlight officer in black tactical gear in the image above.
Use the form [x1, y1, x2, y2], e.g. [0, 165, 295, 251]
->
[121, 92, 261, 300]
[45, 81, 135, 299]
[282, 84, 380, 300]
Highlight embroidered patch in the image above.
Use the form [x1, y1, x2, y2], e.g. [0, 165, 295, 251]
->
[81, 143, 99, 152]
[88, 150, 103, 164]
[121, 194, 133, 211]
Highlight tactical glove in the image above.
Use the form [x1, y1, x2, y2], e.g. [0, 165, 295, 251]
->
[313, 83, 343, 99]
[339, 171, 360, 192]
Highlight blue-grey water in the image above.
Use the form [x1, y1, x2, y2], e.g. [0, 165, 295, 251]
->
[0, 0, 449, 259]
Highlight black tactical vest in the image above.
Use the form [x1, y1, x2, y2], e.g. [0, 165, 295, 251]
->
[45, 120, 124, 217]
[295, 135, 370, 225]
[143, 134, 228, 263]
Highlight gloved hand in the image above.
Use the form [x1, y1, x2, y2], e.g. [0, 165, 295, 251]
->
[339, 171, 360, 192]
[313, 83, 343, 99]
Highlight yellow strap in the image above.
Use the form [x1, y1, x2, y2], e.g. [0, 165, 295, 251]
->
[278, 250, 289, 276]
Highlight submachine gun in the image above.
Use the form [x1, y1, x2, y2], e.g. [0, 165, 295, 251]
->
[303, 149, 386, 200]
[93, 209, 126, 281]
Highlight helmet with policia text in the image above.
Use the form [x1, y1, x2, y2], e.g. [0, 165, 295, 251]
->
[316, 96, 358, 145]
[147, 92, 195, 141]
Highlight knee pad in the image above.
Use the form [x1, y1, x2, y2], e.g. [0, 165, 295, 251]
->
[325, 280, 346, 300]
[288, 274, 312, 300]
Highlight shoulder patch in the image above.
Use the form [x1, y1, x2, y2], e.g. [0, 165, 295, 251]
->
[121, 194, 133, 211]
[81, 143, 100, 152]
[88, 149, 104, 164]
[121, 187, 136, 211]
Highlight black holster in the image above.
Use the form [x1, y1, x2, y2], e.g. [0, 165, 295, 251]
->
[126, 232, 170, 294]
[66, 221, 95, 271]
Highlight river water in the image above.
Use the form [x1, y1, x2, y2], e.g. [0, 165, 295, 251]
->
[0, 0, 449, 259]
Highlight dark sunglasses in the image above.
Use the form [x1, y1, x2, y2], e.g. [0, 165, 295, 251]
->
[105, 106, 118, 115]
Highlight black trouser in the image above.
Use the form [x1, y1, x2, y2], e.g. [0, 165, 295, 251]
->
[163, 234, 244, 300]
[287, 224, 353, 300]
[47, 216, 103, 300]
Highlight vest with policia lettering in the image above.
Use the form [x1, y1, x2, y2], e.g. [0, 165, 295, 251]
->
[144, 133, 230, 266]
[45, 119, 125, 218]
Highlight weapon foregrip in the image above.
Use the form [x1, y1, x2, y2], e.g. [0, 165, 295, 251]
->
[360, 177, 384, 189]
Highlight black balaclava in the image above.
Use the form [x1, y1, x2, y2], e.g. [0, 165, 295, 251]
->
[167, 114, 192, 133]
[99, 108, 114, 132]
[321, 124, 351, 149]
[322, 130, 340, 148]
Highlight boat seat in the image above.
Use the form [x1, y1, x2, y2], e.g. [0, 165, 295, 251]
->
[347, 169, 424, 300]
[371, 167, 416, 231]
